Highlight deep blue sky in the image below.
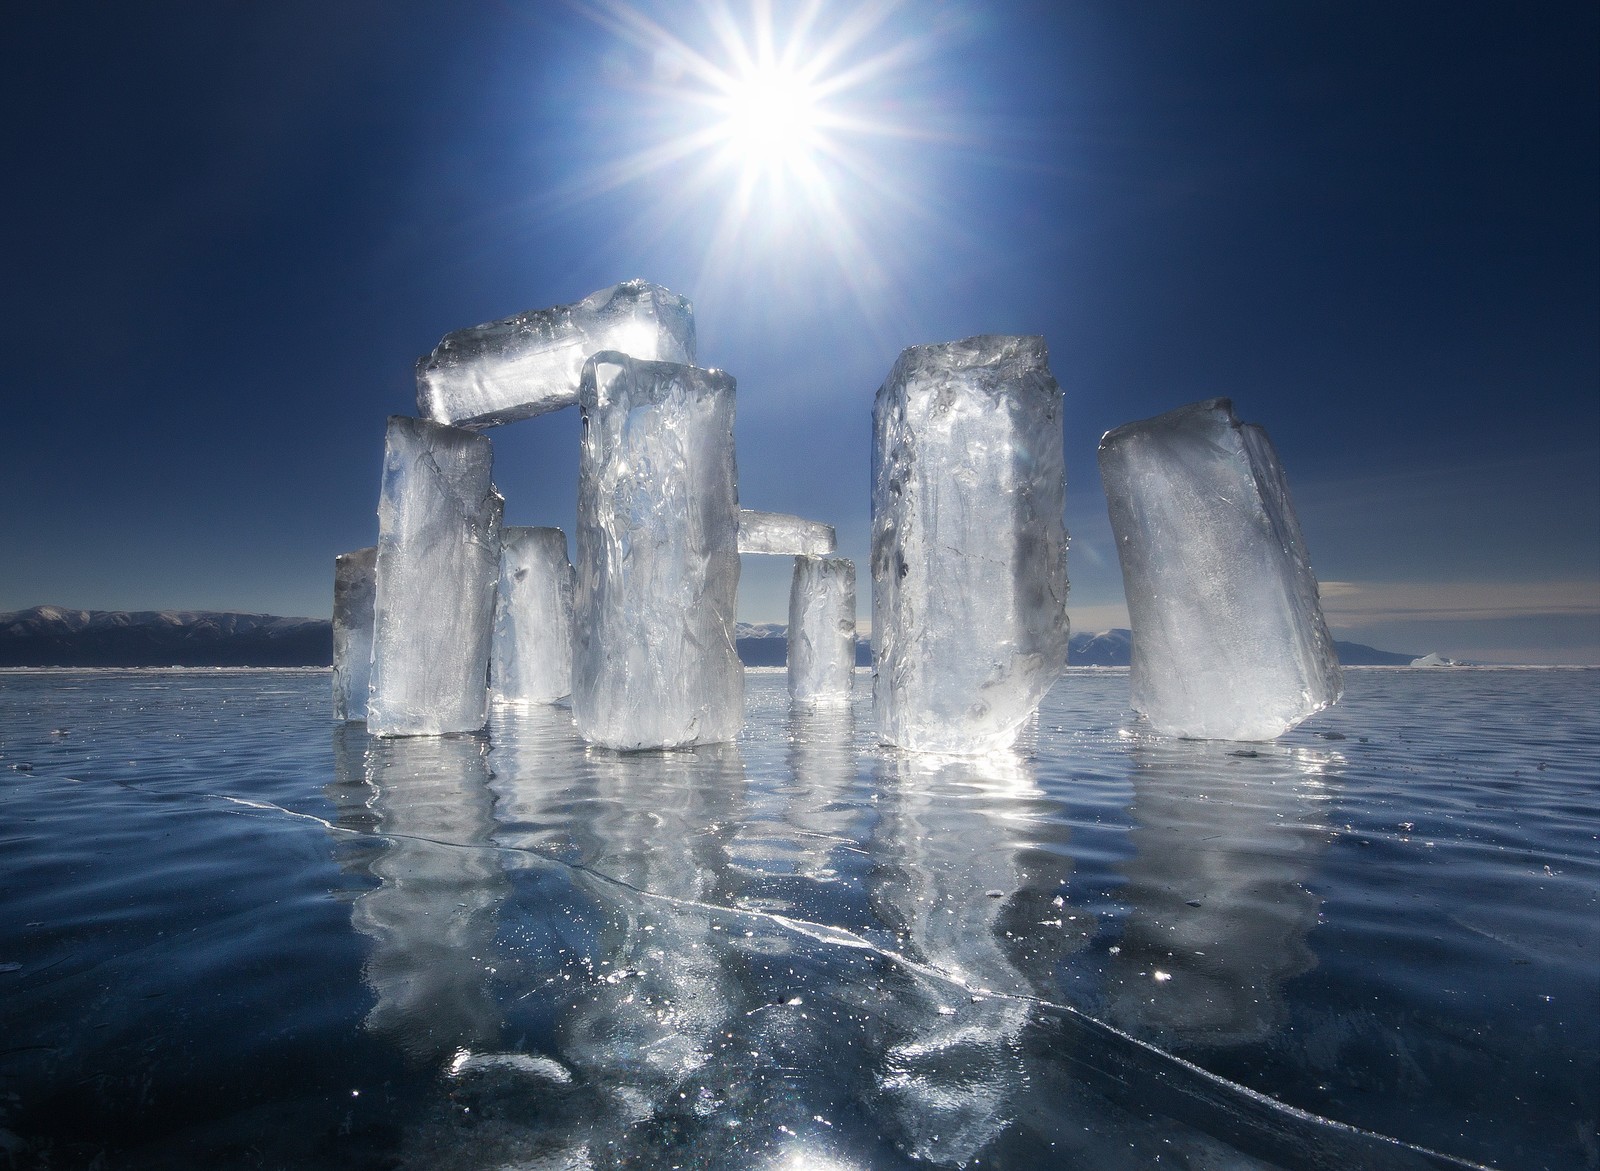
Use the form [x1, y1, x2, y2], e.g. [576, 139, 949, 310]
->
[4, 1, 1596, 663]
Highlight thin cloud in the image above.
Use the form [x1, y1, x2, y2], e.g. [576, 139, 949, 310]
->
[1319, 580, 1600, 624]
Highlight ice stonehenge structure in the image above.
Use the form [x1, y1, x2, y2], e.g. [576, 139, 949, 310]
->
[334, 279, 1341, 750]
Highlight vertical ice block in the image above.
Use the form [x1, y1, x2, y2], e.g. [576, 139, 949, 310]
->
[871, 335, 1069, 755]
[490, 526, 575, 704]
[332, 545, 377, 721]
[737, 510, 836, 556]
[572, 352, 742, 750]
[367, 416, 503, 737]
[1097, 397, 1342, 740]
[416, 279, 695, 429]
[788, 555, 855, 706]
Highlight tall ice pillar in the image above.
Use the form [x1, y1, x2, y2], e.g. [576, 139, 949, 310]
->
[572, 352, 742, 750]
[1097, 398, 1342, 740]
[871, 335, 1069, 755]
[367, 416, 503, 737]
[332, 546, 377, 721]
[788, 555, 855, 706]
[490, 526, 575, 704]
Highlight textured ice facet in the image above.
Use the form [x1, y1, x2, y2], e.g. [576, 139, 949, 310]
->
[332, 546, 377, 721]
[572, 353, 742, 750]
[872, 335, 1069, 755]
[1097, 397, 1342, 741]
[737, 510, 836, 556]
[490, 526, 575, 704]
[367, 416, 503, 737]
[416, 280, 695, 429]
[788, 556, 855, 706]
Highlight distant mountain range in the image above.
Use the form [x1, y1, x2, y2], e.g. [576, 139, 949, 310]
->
[0, 607, 1417, 669]
[0, 607, 331, 667]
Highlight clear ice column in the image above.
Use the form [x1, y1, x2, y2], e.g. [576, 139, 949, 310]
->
[1096, 397, 1342, 741]
[490, 526, 575, 704]
[366, 415, 503, 737]
[332, 545, 377, 721]
[572, 352, 742, 750]
[788, 555, 855, 706]
[871, 335, 1069, 755]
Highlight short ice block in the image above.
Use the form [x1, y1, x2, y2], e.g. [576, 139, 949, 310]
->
[872, 335, 1069, 754]
[332, 546, 377, 721]
[490, 526, 575, 704]
[1097, 397, 1342, 740]
[367, 416, 503, 736]
[416, 280, 695, 429]
[572, 353, 742, 750]
[738, 510, 836, 556]
[788, 556, 855, 706]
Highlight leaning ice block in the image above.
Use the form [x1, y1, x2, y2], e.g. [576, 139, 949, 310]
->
[1097, 397, 1342, 740]
[367, 416, 503, 737]
[332, 546, 378, 721]
[416, 280, 695, 429]
[788, 556, 855, 706]
[737, 510, 836, 556]
[572, 352, 742, 750]
[490, 526, 575, 704]
[871, 335, 1069, 754]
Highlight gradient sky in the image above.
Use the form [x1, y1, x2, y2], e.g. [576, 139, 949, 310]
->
[4, 1, 1596, 663]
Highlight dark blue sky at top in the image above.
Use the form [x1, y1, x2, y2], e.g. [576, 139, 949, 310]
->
[3, 1, 1596, 661]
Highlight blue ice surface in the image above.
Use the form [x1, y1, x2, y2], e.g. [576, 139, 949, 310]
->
[0, 665, 1594, 1169]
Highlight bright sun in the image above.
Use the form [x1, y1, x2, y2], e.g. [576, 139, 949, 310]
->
[714, 62, 824, 177]
[568, 0, 942, 310]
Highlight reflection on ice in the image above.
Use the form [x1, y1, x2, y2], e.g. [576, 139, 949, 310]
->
[328, 726, 506, 1063]
[310, 679, 1487, 1170]
[1105, 738, 1333, 1047]
[868, 748, 1043, 1165]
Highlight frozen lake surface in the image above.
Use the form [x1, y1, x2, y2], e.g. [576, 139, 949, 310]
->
[1, 667, 1595, 1170]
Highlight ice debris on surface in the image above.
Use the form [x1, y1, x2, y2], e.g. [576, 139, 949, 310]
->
[737, 509, 836, 556]
[332, 546, 377, 721]
[572, 353, 742, 750]
[871, 335, 1069, 755]
[1097, 397, 1342, 741]
[416, 280, 695, 429]
[490, 526, 575, 705]
[788, 556, 855, 706]
[367, 416, 503, 737]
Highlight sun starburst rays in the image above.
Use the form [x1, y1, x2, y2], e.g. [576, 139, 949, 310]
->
[558, 0, 946, 325]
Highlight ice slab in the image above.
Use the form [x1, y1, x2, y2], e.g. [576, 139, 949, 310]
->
[788, 556, 855, 706]
[572, 352, 742, 750]
[490, 526, 575, 704]
[416, 279, 695, 429]
[332, 546, 377, 721]
[367, 416, 503, 737]
[871, 335, 1069, 755]
[738, 509, 836, 556]
[1097, 397, 1342, 740]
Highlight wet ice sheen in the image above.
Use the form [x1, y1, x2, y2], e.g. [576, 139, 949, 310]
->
[1, 667, 1593, 1170]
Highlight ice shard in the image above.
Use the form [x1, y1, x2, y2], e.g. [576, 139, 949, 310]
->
[1097, 397, 1342, 741]
[490, 526, 575, 704]
[332, 545, 377, 721]
[366, 416, 503, 737]
[572, 352, 742, 750]
[788, 555, 855, 705]
[416, 279, 695, 429]
[737, 510, 836, 556]
[871, 335, 1069, 755]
